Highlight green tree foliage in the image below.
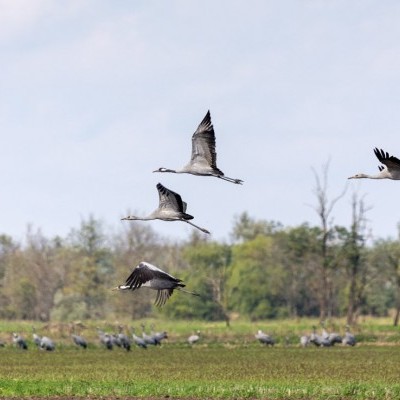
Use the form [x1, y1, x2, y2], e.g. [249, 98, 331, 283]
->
[228, 235, 287, 320]
[275, 224, 322, 317]
[164, 240, 231, 321]
[231, 212, 282, 242]
[369, 231, 400, 325]
[0, 210, 399, 322]
[52, 216, 113, 320]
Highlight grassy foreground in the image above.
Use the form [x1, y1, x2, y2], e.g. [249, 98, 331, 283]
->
[1, 345, 400, 399]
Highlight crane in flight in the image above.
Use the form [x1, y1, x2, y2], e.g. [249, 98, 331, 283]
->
[348, 148, 400, 180]
[121, 183, 210, 234]
[154, 110, 243, 184]
[114, 261, 199, 307]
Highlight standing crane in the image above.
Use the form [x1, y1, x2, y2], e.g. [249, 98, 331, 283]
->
[309, 326, 331, 347]
[71, 323, 87, 349]
[343, 325, 356, 346]
[150, 324, 168, 345]
[348, 148, 400, 180]
[130, 328, 147, 349]
[320, 321, 342, 346]
[300, 335, 310, 348]
[116, 326, 131, 352]
[154, 110, 243, 184]
[40, 336, 55, 351]
[140, 323, 158, 346]
[32, 326, 41, 348]
[121, 183, 210, 234]
[114, 261, 199, 307]
[255, 330, 275, 346]
[97, 328, 113, 350]
[12, 333, 28, 350]
[188, 331, 201, 345]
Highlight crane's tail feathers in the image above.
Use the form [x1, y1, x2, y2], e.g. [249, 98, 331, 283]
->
[183, 220, 211, 234]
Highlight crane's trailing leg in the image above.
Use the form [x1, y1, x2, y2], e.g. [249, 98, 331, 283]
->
[183, 219, 210, 234]
[218, 175, 243, 184]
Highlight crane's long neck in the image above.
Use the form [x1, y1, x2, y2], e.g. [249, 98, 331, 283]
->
[121, 215, 154, 221]
[363, 173, 386, 179]
[349, 173, 388, 180]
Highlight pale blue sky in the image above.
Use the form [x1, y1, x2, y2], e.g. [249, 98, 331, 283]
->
[1, 0, 400, 243]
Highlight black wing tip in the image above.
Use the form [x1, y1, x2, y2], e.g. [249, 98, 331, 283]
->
[374, 147, 391, 158]
[374, 147, 384, 160]
[198, 110, 213, 130]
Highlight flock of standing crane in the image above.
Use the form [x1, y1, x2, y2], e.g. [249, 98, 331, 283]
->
[6, 322, 356, 351]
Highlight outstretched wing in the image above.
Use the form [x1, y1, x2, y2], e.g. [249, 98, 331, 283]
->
[124, 262, 155, 289]
[191, 111, 221, 171]
[156, 183, 185, 213]
[154, 289, 174, 307]
[374, 148, 400, 171]
[125, 262, 181, 289]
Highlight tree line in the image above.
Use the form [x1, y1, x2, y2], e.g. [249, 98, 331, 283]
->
[1, 168, 400, 325]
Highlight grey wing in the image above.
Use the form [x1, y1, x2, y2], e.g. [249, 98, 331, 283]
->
[154, 289, 174, 307]
[125, 263, 155, 289]
[156, 183, 184, 212]
[141, 262, 182, 283]
[191, 111, 218, 168]
[374, 148, 400, 170]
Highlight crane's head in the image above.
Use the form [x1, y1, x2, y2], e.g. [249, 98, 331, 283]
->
[348, 173, 368, 179]
[153, 167, 176, 173]
[121, 215, 139, 221]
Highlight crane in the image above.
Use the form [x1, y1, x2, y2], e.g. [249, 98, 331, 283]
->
[348, 148, 400, 180]
[12, 333, 28, 350]
[321, 321, 342, 346]
[97, 328, 113, 350]
[300, 335, 310, 348]
[70, 324, 87, 349]
[72, 334, 87, 349]
[255, 330, 275, 346]
[150, 324, 168, 345]
[116, 326, 131, 351]
[32, 326, 42, 348]
[40, 336, 55, 351]
[188, 331, 200, 345]
[121, 183, 210, 234]
[154, 110, 243, 184]
[140, 323, 158, 346]
[130, 327, 147, 349]
[114, 261, 199, 307]
[309, 326, 331, 347]
[343, 325, 356, 346]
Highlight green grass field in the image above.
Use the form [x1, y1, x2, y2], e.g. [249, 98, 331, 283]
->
[1, 346, 400, 399]
[1, 318, 400, 399]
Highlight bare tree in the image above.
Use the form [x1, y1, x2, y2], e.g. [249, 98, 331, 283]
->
[310, 161, 346, 320]
[340, 191, 371, 325]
